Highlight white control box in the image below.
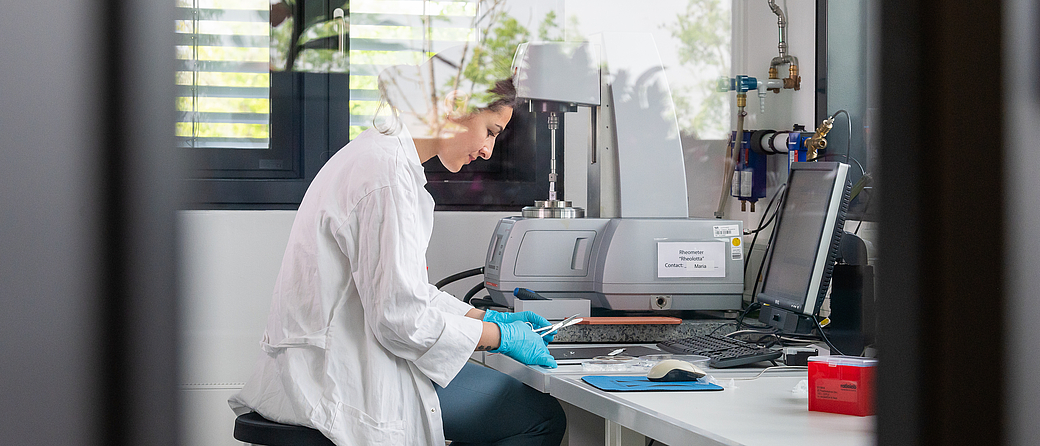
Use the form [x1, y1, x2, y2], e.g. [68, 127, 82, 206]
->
[514, 298, 591, 321]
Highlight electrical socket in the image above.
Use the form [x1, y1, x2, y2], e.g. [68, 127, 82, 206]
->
[652, 295, 671, 310]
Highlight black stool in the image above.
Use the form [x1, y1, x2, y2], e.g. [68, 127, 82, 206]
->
[233, 412, 335, 446]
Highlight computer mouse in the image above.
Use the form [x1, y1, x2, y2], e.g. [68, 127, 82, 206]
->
[647, 359, 707, 382]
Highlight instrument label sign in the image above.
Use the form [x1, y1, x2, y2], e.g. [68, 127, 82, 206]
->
[657, 242, 726, 278]
[713, 225, 740, 238]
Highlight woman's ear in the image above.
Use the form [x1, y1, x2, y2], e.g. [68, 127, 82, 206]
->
[443, 90, 471, 120]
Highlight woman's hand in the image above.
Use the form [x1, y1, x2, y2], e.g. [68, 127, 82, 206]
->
[490, 321, 557, 368]
[483, 310, 554, 342]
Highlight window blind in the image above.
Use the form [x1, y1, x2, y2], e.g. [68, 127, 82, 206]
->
[348, 0, 480, 139]
[176, 0, 270, 150]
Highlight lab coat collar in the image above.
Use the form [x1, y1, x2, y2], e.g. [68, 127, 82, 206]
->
[395, 124, 424, 168]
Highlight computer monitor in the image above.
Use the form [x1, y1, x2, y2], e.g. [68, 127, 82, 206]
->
[756, 162, 852, 334]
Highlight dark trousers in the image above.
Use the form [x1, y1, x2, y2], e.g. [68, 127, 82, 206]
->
[436, 362, 566, 446]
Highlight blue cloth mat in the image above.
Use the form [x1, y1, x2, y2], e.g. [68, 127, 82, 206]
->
[581, 375, 724, 392]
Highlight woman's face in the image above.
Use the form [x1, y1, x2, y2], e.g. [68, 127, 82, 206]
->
[437, 106, 513, 173]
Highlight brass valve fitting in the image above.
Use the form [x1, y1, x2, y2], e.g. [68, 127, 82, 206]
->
[768, 67, 781, 93]
[784, 65, 802, 91]
[806, 116, 834, 160]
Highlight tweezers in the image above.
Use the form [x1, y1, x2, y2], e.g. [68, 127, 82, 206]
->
[533, 314, 583, 336]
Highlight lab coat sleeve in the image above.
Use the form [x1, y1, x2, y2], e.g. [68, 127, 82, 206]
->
[429, 286, 476, 315]
[343, 184, 482, 387]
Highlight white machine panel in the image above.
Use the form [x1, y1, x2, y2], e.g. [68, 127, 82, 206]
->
[511, 41, 601, 106]
[515, 230, 598, 277]
[598, 32, 688, 218]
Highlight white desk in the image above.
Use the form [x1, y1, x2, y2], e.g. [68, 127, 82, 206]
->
[480, 349, 875, 446]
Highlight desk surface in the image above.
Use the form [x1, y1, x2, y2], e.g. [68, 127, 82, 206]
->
[481, 348, 875, 446]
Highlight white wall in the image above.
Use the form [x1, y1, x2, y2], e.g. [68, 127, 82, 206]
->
[178, 211, 293, 446]
[736, 0, 816, 130]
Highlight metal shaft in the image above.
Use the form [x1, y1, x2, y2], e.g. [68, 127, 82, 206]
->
[548, 112, 559, 201]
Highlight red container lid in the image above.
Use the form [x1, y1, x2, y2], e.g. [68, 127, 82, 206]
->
[808, 355, 877, 367]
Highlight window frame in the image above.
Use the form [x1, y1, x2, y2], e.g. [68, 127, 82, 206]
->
[185, 70, 351, 209]
[183, 0, 351, 210]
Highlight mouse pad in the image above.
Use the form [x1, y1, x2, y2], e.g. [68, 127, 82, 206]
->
[581, 375, 724, 392]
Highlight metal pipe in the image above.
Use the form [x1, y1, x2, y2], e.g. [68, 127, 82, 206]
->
[715, 100, 747, 218]
[547, 112, 559, 201]
[766, 0, 799, 90]
[768, 0, 788, 59]
[770, 54, 798, 69]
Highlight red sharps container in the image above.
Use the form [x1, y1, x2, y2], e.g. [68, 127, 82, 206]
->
[808, 355, 877, 416]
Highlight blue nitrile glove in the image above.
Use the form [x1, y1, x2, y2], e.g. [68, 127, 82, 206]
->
[483, 310, 555, 342]
[491, 321, 558, 368]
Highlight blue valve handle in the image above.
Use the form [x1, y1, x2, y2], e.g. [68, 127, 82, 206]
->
[514, 287, 549, 300]
[718, 75, 760, 93]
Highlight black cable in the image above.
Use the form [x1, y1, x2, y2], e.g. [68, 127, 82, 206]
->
[462, 282, 485, 304]
[745, 184, 787, 235]
[435, 267, 483, 289]
[748, 216, 780, 305]
[795, 313, 845, 356]
[775, 332, 830, 344]
[708, 322, 732, 336]
[831, 109, 852, 164]
[814, 322, 845, 356]
[848, 175, 869, 204]
[806, 153, 865, 178]
[726, 328, 783, 348]
[744, 210, 780, 235]
[851, 178, 875, 236]
[705, 300, 771, 337]
[744, 184, 787, 290]
[468, 297, 508, 310]
[737, 312, 844, 355]
[735, 301, 771, 332]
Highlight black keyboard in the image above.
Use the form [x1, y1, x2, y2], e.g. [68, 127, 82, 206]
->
[657, 333, 783, 368]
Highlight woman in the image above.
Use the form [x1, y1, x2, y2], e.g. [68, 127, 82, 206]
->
[229, 51, 566, 446]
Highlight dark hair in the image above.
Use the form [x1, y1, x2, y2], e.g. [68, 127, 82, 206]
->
[373, 74, 519, 136]
[485, 78, 520, 112]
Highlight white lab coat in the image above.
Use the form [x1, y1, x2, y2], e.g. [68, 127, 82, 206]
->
[229, 127, 485, 445]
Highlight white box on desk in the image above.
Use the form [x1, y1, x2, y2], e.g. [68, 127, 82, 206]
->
[514, 298, 591, 320]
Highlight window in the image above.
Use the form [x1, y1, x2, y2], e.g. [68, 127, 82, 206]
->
[178, 0, 350, 208]
[176, 0, 271, 150]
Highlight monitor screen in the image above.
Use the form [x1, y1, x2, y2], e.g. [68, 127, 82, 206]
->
[756, 162, 851, 332]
